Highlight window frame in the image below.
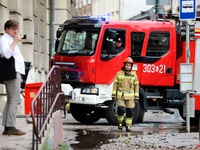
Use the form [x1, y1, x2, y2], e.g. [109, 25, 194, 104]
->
[146, 31, 170, 57]
[130, 31, 145, 57]
[100, 28, 126, 61]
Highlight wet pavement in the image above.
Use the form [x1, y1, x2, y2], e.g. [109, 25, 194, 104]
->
[62, 109, 200, 150]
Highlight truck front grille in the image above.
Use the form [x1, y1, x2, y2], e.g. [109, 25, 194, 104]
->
[61, 71, 79, 82]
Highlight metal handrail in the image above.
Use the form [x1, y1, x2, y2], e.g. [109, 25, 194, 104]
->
[38, 92, 64, 138]
[26, 65, 66, 150]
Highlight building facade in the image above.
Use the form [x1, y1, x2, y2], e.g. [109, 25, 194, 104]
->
[76, 0, 120, 20]
[76, 0, 92, 16]
[0, 0, 76, 114]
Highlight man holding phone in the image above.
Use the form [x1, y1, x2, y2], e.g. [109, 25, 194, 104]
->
[0, 20, 26, 136]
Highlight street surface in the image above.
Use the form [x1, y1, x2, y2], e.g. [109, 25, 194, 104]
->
[62, 109, 200, 150]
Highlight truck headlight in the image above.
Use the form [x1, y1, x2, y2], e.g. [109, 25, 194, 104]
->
[81, 87, 99, 95]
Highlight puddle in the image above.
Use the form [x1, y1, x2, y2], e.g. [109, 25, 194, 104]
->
[64, 124, 199, 149]
[69, 129, 116, 149]
[69, 129, 143, 149]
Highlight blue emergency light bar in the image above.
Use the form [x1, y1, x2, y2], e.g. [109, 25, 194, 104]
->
[73, 15, 113, 21]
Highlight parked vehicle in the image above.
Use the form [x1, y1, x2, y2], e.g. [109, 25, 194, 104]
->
[51, 16, 200, 125]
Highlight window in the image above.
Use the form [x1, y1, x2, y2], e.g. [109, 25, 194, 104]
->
[101, 28, 126, 61]
[57, 28, 100, 56]
[83, 0, 87, 6]
[116, 0, 119, 11]
[88, 5, 90, 14]
[146, 31, 169, 57]
[79, 1, 81, 8]
[84, 7, 86, 14]
[131, 32, 145, 56]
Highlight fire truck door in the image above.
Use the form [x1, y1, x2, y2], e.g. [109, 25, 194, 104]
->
[130, 31, 146, 82]
[140, 31, 175, 86]
[95, 28, 129, 84]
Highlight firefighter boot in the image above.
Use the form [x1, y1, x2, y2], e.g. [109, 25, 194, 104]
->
[117, 115, 124, 130]
[126, 126, 131, 132]
[125, 117, 132, 132]
[118, 124, 123, 130]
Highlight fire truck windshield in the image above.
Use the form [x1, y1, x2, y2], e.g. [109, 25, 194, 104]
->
[57, 28, 99, 56]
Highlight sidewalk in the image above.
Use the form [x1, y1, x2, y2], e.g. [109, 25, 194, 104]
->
[0, 116, 32, 150]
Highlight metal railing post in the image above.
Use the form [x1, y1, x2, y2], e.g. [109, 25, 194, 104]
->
[26, 66, 65, 150]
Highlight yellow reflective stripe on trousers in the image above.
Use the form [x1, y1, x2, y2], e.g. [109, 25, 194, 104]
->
[118, 116, 124, 121]
[114, 79, 118, 83]
[134, 81, 139, 85]
[134, 93, 139, 96]
[112, 91, 116, 94]
[125, 119, 132, 124]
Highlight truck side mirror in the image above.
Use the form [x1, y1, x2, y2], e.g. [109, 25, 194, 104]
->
[107, 41, 116, 54]
[55, 39, 59, 52]
[107, 29, 116, 39]
[56, 28, 64, 39]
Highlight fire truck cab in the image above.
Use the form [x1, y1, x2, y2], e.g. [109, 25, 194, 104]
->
[51, 16, 199, 125]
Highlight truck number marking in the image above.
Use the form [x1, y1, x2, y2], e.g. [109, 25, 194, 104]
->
[143, 64, 166, 73]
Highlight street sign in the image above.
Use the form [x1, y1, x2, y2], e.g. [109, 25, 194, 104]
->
[189, 25, 195, 41]
[180, 25, 195, 41]
[183, 98, 195, 117]
[180, 0, 196, 20]
[146, 0, 170, 5]
[180, 63, 193, 92]
[181, 25, 186, 42]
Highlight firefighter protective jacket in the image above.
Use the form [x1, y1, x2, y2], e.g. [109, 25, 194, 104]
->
[112, 70, 139, 100]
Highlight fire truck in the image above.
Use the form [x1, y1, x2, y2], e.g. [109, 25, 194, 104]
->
[51, 16, 200, 125]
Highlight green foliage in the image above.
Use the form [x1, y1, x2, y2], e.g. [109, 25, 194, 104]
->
[167, 8, 172, 14]
[42, 144, 51, 150]
[177, 6, 180, 12]
[57, 143, 71, 150]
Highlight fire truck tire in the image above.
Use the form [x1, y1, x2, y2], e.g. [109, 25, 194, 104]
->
[105, 100, 118, 125]
[70, 104, 101, 124]
[132, 101, 140, 123]
[135, 87, 146, 123]
[135, 106, 145, 123]
[105, 100, 140, 125]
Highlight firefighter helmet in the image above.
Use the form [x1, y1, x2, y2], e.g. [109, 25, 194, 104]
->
[123, 57, 134, 65]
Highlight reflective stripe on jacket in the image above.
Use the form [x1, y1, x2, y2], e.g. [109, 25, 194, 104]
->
[112, 70, 139, 100]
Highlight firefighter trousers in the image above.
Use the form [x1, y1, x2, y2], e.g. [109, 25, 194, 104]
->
[117, 98, 135, 127]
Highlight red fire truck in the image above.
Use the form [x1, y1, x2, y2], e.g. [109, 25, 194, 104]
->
[51, 16, 200, 125]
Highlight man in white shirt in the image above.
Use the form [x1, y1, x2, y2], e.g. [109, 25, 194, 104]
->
[0, 20, 26, 136]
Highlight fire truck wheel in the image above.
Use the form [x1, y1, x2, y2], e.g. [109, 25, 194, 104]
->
[135, 87, 146, 123]
[70, 104, 101, 124]
[105, 100, 118, 125]
[105, 100, 140, 125]
[132, 101, 140, 123]
[178, 108, 199, 125]
[135, 106, 145, 123]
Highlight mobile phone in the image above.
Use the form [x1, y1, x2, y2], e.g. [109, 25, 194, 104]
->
[22, 35, 27, 39]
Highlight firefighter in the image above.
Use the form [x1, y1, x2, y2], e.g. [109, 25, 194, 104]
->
[112, 57, 139, 132]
